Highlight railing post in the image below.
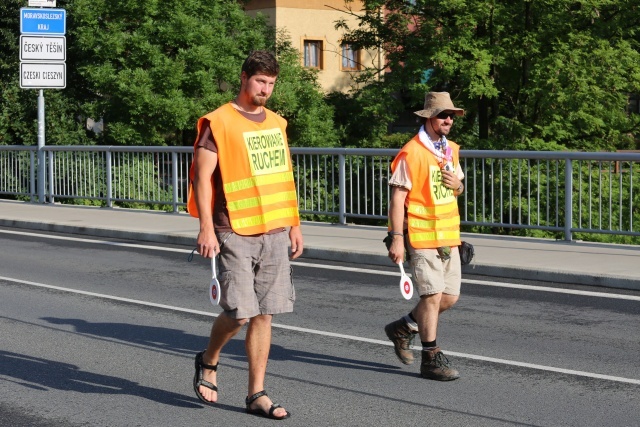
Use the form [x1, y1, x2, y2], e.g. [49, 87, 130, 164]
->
[106, 151, 113, 208]
[30, 150, 36, 202]
[338, 153, 346, 225]
[172, 151, 179, 213]
[564, 159, 573, 241]
[47, 151, 54, 203]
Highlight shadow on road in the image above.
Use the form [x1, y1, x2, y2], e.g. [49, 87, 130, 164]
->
[0, 350, 200, 408]
[39, 317, 404, 375]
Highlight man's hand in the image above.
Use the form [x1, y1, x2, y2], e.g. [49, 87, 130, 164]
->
[441, 170, 462, 190]
[289, 226, 303, 260]
[197, 226, 220, 259]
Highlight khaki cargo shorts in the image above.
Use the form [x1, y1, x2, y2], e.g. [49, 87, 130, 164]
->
[408, 244, 461, 297]
[216, 230, 295, 319]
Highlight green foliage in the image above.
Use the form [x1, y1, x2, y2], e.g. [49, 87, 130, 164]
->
[1, 1, 339, 147]
[326, 81, 402, 147]
[68, 0, 272, 146]
[340, 0, 640, 151]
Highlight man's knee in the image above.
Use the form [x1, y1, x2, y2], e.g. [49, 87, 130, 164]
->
[220, 311, 249, 328]
[440, 293, 459, 311]
[249, 314, 273, 326]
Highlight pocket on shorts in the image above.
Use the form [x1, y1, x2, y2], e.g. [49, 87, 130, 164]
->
[410, 253, 430, 285]
[410, 251, 443, 294]
[218, 270, 237, 312]
[289, 266, 296, 303]
[215, 232, 234, 250]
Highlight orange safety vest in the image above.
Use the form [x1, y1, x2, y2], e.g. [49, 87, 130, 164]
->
[391, 136, 461, 249]
[187, 103, 300, 235]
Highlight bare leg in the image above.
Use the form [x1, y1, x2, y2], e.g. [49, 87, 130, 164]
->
[198, 312, 247, 403]
[245, 314, 287, 418]
[412, 293, 459, 342]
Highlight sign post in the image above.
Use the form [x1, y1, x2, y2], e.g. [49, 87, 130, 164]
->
[19, 6, 66, 202]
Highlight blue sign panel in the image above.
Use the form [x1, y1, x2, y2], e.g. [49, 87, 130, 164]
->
[20, 8, 66, 35]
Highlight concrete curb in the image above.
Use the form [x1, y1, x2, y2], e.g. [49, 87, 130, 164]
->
[0, 219, 196, 247]
[2, 217, 639, 291]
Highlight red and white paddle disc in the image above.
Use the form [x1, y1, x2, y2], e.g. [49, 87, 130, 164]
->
[398, 263, 414, 300]
[209, 256, 221, 305]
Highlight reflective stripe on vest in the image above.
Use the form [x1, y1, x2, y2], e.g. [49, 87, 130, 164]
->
[223, 171, 294, 195]
[407, 203, 458, 218]
[410, 230, 460, 244]
[231, 207, 300, 232]
[226, 190, 298, 212]
[408, 215, 460, 230]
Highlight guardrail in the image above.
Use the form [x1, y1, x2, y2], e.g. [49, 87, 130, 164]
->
[2, 145, 640, 241]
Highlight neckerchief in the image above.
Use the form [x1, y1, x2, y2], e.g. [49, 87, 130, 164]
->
[418, 125, 452, 165]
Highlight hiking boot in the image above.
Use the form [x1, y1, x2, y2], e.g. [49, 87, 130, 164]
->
[420, 347, 460, 381]
[384, 318, 417, 365]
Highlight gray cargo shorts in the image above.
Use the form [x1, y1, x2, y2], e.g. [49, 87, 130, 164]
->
[216, 230, 295, 319]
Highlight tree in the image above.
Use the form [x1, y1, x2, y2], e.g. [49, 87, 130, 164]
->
[67, 0, 340, 146]
[339, 0, 640, 151]
[1, 0, 338, 147]
[68, 0, 272, 145]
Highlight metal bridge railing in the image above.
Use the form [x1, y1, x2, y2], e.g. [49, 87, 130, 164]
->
[1, 145, 640, 241]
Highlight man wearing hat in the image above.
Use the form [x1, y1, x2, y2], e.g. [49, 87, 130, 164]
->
[384, 91, 465, 381]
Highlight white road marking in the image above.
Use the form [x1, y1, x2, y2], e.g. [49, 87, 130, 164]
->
[1, 274, 639, 386]
[1, 228, 639, 301]
[291, 262, 640, 301]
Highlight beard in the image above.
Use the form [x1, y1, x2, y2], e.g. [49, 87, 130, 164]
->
[435, 127, 450, 137]
[252, 95, 267, 107]
[429, 118, 451, 137]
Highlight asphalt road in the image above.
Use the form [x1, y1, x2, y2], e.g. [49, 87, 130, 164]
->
[1, 228, 639, 427]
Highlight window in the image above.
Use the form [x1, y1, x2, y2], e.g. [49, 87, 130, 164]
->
[341, 44, 361, 71]
[304, 40, 323, 68]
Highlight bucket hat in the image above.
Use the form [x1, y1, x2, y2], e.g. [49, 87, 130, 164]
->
[414, 92, 464, 118]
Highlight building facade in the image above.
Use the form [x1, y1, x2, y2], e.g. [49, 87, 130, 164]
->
[243, 0, 382, 93]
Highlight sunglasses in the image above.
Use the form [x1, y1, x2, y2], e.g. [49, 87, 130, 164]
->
[435, 112, 456, 120]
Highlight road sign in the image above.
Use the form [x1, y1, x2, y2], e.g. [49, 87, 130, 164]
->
[20, 36, 65, 61]
[20, 62, 66, 89]
[20, 8, 66, 35]
[29, 0, 57, 6]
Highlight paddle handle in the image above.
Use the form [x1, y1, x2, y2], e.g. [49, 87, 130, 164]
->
[211, 256, 217, 280]
[398, 262, 405, 276]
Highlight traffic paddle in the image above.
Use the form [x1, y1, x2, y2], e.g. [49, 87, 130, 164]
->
[398, 262, 414, 300]
[209, 256, 221, 305]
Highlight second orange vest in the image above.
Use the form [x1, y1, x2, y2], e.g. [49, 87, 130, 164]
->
[391, 136, 461, 249]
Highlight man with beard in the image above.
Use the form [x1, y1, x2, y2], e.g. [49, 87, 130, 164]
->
[188, 50, 303, 420]
[384, 91, 465, 381]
